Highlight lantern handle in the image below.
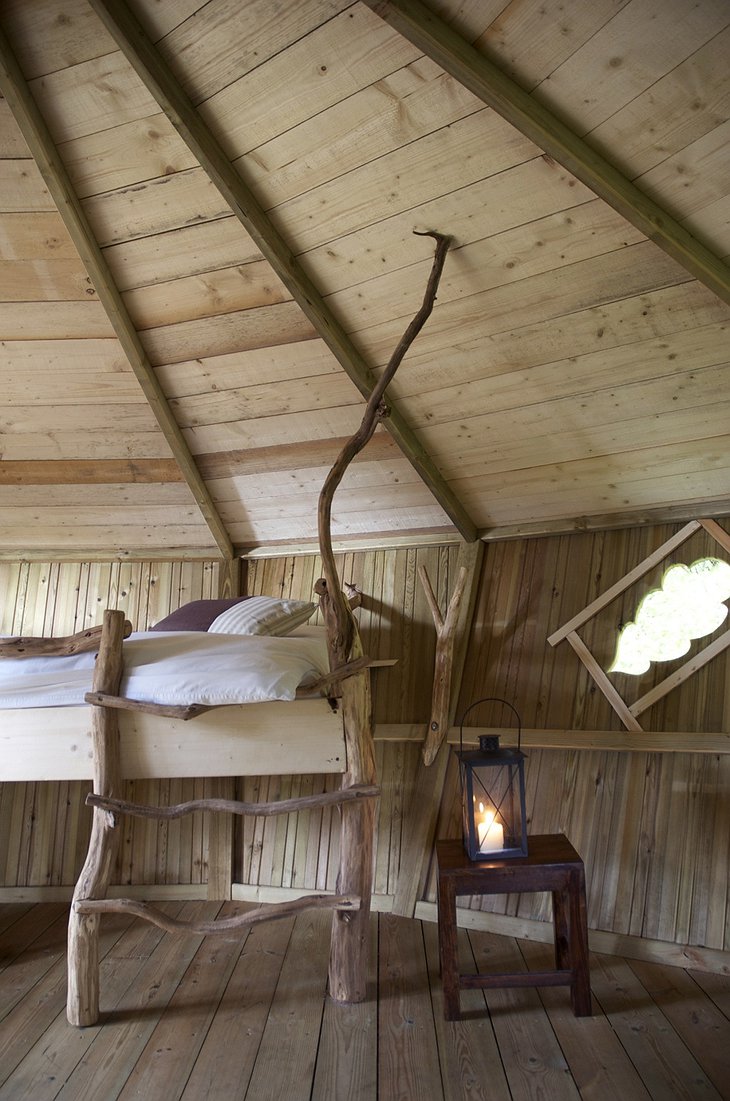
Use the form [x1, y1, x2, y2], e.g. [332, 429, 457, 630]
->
[457, 696, 522, 754]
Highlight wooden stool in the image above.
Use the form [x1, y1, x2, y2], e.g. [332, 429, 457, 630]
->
[436, 834, 592, 1019]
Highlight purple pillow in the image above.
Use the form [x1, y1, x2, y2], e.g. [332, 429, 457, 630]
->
[149, 597, 250, 632]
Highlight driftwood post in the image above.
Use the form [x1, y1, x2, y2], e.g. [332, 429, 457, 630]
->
[419, 563, 469, 765]
[318, 231, 451, 1001]
[67, 609, 127, 1026]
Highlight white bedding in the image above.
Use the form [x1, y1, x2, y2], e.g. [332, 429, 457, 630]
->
[0, 628, 330, 709]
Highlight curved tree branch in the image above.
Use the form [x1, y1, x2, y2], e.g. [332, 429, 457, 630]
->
[317, 230, 452, 668]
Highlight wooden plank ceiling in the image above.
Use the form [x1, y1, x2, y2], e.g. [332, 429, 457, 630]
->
[0, 0, 728, 559]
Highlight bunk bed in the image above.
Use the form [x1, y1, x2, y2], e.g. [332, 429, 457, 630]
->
[0, 599, 378, 1025]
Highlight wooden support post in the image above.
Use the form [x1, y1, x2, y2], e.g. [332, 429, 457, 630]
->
[208, 557, 243, 899]
[328, 655, 377, 1003]
[392, 540, 484, 918]
[67, 609, 126, 1026]
[420, 564, 468, 766]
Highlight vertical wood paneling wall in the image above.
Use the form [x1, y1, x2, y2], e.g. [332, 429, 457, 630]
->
[1, 523, 728, 956]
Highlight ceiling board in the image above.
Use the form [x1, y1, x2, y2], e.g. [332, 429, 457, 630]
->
[0, 0, 727, 557]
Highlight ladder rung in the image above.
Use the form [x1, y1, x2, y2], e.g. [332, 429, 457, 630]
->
[74, 893, 361, 935]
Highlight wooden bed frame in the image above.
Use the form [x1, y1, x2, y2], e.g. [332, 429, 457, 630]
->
[1, 609, 378, 1025]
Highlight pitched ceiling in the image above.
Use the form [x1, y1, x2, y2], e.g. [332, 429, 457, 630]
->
[0, 0, 728, 561]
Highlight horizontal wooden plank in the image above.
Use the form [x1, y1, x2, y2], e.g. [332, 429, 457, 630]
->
[196, 1, 419, 152]
[274, 108, 538, 254]
[0, 522, 215, 550]
[0, 503, 205, 528]
[0, 158, 54, 211]
[0, 301, 114, 339]
[195, 430, 399, 479]
[0, 430, 173, 461]
[0, 482, 192, 505]
[123, 260, 291, 329]
[28, 51, 158, 143]
[104, 216, 260, 291]
[0, 212, 76, 258]
[218, 481, 440, 525]
[327, 198, 646, 334]
[0, 459, 184, 486]
[374, 725, 730, 754]
[355, 240, 692, 369]
[591, 27, 730, 180]
[0, 0, 116, 79]
[0, 699, 346, 780]
[181, 404, 366, 455]
[396, 318, 730, 414]
[140, 301, 317, 366]
[305, 156, 595, 295]
[62, 112, 197, 199]
[434, 404, 730, 484]
[0, 258, 95, 301]
[416, 360, 730, 443]
[538, 0, 729, 136]
[156, 339, 342, 399]
[227, 507, 452, 545]
[241, 58, 482, 210]
[0, 94, 28, 156]
[170, 371, 363, 428]
[209, 457, 421, 504]
[399, 280, 730, 395]
[1, 403, 162, 435]
[162, 0, 354, 104]
[83, 169, 232, 248]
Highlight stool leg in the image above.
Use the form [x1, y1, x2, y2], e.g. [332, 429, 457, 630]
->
[568, 867, 592, 1016]
[437, 877, 461, 1021]
[552, 886, 570, 971]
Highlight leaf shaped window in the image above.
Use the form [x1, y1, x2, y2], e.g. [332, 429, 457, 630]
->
[610, 557, 730, 675]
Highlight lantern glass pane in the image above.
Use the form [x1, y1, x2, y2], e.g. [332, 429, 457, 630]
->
[458, 749, 527, 860]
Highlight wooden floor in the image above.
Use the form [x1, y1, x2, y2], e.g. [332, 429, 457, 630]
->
[1, 902, 729, 1101]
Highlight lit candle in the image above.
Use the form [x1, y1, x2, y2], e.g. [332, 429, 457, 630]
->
[476, 802, 504, 853]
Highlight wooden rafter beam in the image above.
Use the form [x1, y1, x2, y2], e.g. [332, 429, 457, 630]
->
[89, 0, 477, 544]
[364, 0, 730, 307]
[0, 23, 234, 560]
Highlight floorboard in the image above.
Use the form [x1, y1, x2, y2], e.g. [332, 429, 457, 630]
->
[0, 904, 728, 1101]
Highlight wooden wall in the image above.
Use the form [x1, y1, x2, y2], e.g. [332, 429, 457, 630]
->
[1, 521, 729, 965]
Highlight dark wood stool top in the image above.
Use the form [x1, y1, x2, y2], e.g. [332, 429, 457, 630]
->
[436, 833, 592, 1020]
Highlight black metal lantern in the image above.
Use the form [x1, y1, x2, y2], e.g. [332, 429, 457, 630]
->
[456, 699, 528, 861]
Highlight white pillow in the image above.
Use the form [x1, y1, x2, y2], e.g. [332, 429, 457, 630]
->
[207, 595, 317, 637]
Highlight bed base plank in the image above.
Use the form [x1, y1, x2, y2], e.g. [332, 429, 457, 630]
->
[1, 699, 347, 781]
[67, 608, 127, 1027]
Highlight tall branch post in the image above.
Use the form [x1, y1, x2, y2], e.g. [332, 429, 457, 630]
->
[318, 231, 452, 1001]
